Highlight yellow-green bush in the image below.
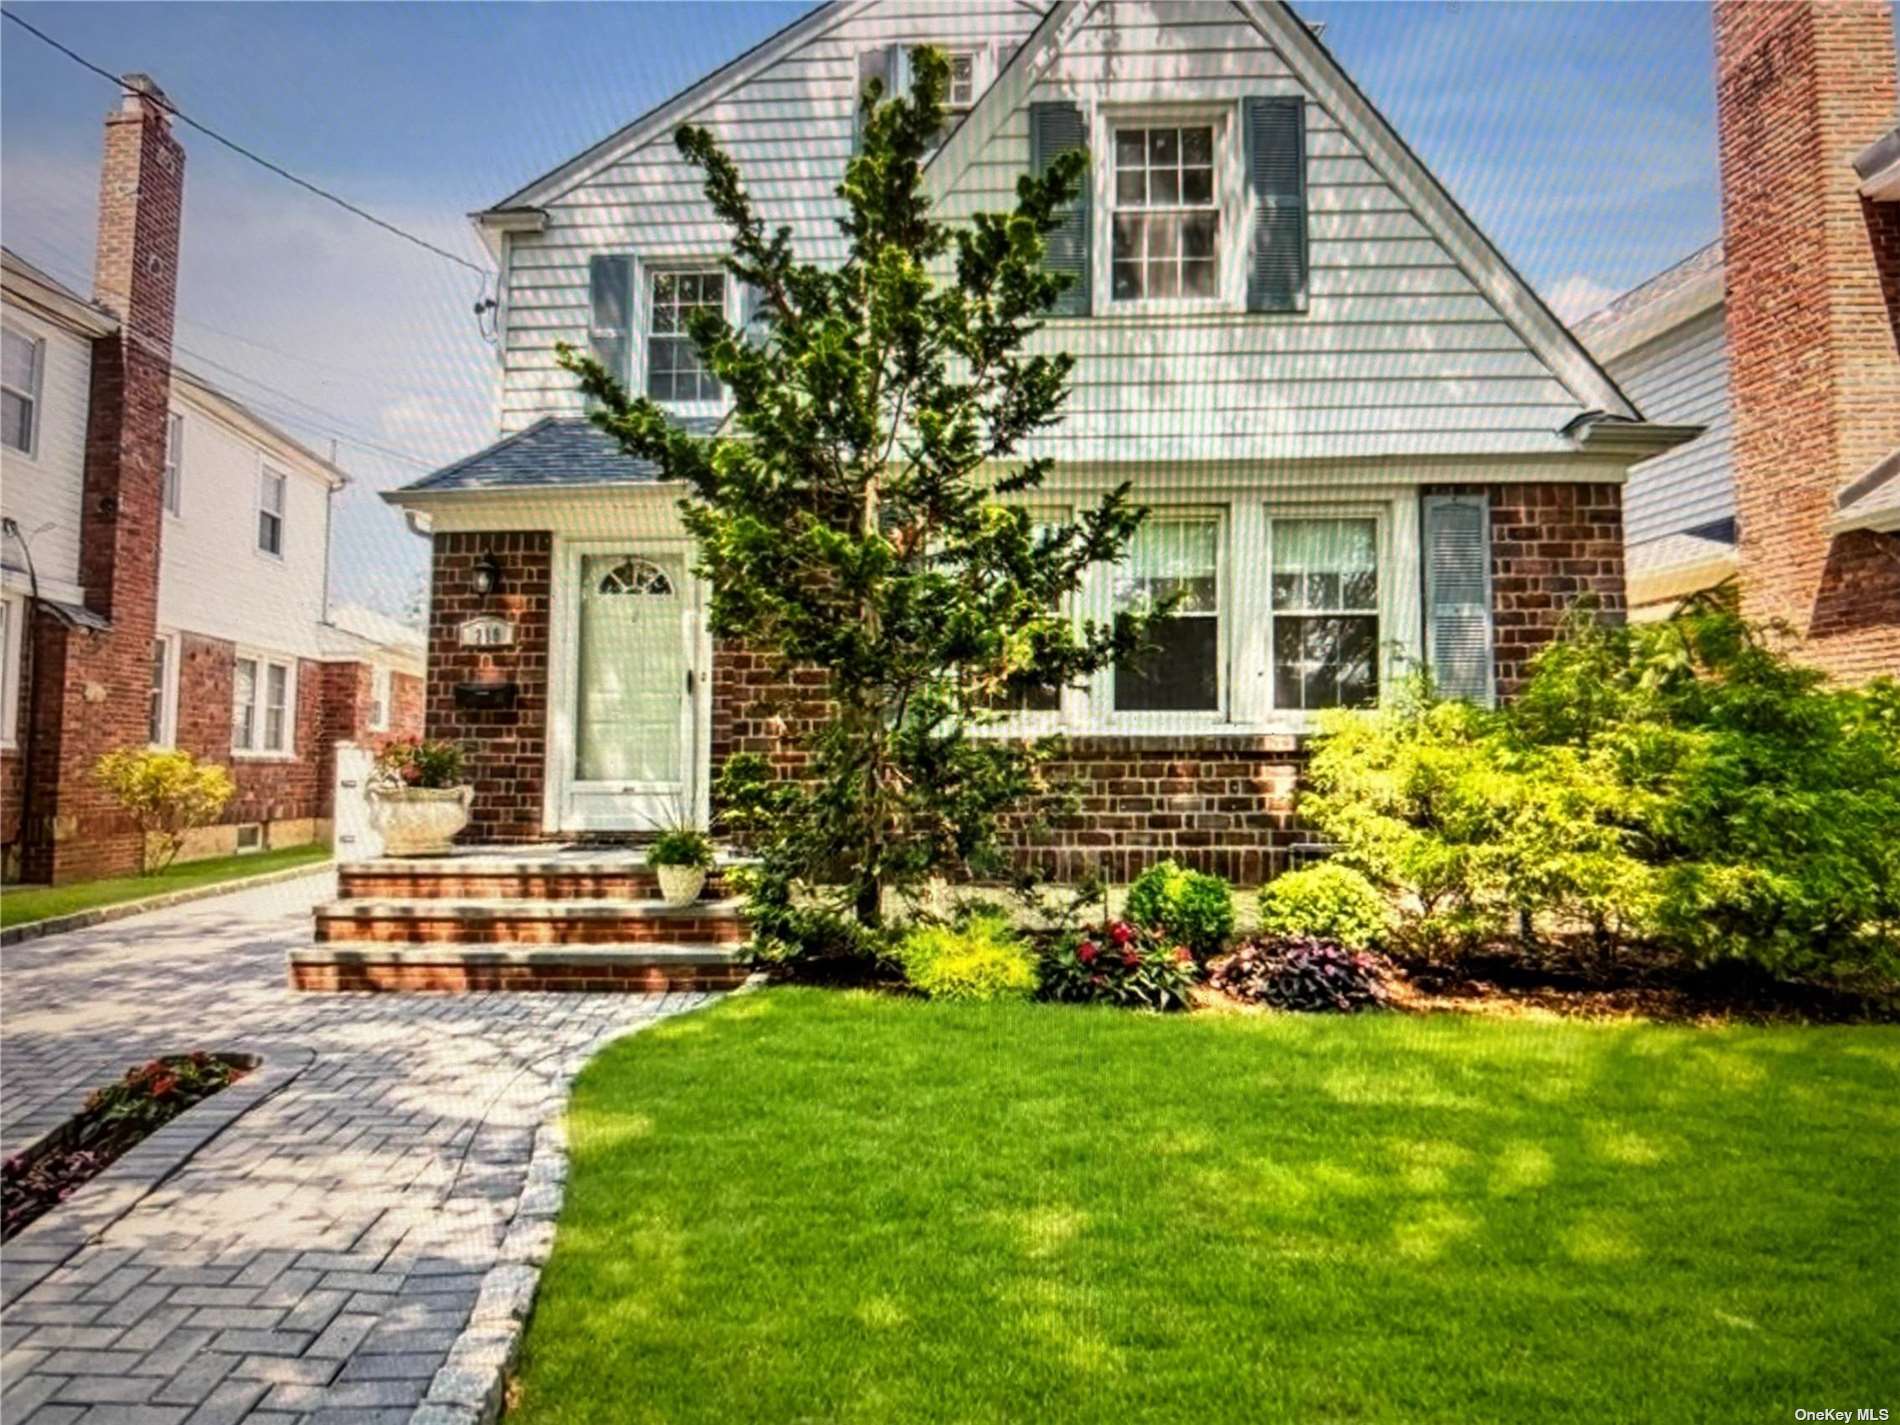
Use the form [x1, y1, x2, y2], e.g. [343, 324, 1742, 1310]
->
[895, 914, 1038, 1002]
[94, 748, 235, 874]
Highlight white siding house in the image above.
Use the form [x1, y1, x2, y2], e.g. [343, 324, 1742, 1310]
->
[392, 0, 1695, 851]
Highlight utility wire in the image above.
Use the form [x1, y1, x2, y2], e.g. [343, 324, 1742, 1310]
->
[3, 7, 490, 278]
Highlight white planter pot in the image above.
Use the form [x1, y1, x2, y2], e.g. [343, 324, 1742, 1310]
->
[655, 863, 708, 907]
[368, 785, 473, 857]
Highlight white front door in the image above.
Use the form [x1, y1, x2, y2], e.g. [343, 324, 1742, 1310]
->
[560, 548, 699, 832]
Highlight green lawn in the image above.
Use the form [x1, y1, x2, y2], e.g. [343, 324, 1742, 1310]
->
[511, 990, 1898, 1425]
[0, 843, 332, 928]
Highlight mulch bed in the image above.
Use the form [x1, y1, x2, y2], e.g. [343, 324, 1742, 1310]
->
[2, 1053, 249, 1241]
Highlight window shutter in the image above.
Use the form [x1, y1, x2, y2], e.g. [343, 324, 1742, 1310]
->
[1029, 100, 1090, 316]
[1245, 96, 1307, 313]
[1422, 494, 1495, 705]
[587, 255, 633, 390]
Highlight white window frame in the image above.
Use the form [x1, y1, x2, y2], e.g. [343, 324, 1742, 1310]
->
[367, 664, 392, 733]
[892, 43, 993, 116]
[2, 323, 44, 459]
[232, 651, 295, 758]
[971, 506, 1086, 738]
[149, 630, 181, 748]
[0, 591, 24, 750]
[256, 465, 287, 559]
[1265, 514, 1383, 715]
[1093, 506, 1229, 729]
[162, 411, 185, 517]
[234, 822, 264, 854]
[1092, 104, 1244, 317]
[639, 262, 732, 415]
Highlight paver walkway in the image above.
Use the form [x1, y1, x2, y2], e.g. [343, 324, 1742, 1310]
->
[1, 870, 715, 1423]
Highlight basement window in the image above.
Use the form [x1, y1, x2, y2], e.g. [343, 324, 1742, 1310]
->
[234, 823, 263, 853]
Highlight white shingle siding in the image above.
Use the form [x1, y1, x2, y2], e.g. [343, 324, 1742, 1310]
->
[497, 0, 1590, 459]
[1605, 306, 1733, 547]
[0, 307, 92, 603]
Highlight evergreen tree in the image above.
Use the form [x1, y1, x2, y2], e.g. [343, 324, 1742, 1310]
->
[559, 47, 1161, 956]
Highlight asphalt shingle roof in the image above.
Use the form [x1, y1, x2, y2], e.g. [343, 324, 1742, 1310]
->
[398, 415, 718, 494]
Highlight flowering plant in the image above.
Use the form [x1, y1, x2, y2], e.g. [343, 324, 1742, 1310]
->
[1040, 919, 1199, 1011]
[83, 1052, 247, 1140]
[1210, 935, 1393, 1014]
[371, 738, 465, 791]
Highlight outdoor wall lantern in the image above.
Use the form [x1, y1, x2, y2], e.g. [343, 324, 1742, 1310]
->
[471, 550, 503, 599]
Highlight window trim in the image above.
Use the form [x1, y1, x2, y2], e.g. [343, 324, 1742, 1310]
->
[1265, 513, 1383, 715]
[149, 630, 181, 749]
[2, 322, 45, 460]
[232, 650, 296, 758]
[367, 664, 392, 733]
[256, 464, 288, 560]
[970, 505, 1085, 738]
[0, 591, 23, 750]
[162, 410, 185, 518]
[639, 261, 733, 416]
[1098, 506, 1229, 727]
[1091, 103, 1243, 317]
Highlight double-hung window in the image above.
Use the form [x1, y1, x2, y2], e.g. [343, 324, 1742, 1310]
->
[646, 270, 725, 404]
[2, 325, 43, 456]
[0, 595, 20, 748]
[149, 634, 178, 746]
[1111, 124, 1219, 302]
[1270, 518, 1379, 710]
[162, 412, 184, 515]
[368, 665, 391, 732]
[1114, 516, 1221, 713]
[233, 654, 293, 754]
[257, 468, 286, 557]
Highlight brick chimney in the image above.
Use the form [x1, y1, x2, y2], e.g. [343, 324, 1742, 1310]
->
[21, 76, 186, 883]
[1714, 1, 1900, 680]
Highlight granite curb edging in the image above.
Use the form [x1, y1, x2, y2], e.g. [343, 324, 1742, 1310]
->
[0, 860, 337, 946]
[408, 975, 766, 1425]
[0, 1041, 316, 1307]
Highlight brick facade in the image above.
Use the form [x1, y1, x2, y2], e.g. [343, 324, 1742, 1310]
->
[423, 531, 552, 843]
[1715, 0, 1900, 683]
[1865, 193, 1900, 350]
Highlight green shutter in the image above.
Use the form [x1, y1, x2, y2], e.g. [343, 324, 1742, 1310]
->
[1245, 96, 1307, 313]
[587, 255, 633, 390]
[1421, 494, 1494, 705]
[1029, 100, 1089, 317]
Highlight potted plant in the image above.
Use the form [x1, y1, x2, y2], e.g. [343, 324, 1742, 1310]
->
[647, 827, 716, 907]
[367, 738, 471, 856]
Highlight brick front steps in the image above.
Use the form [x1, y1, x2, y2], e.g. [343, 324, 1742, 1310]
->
[336, 851, 747, 902]
[296, 845, 753, 992]
[313, 897, 750, 946]
[288, 944, 752, 993]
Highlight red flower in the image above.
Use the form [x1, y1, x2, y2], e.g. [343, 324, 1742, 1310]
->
[1108, 921, 1134, 947]
[1090, 974, 1106, 987]
[1076, 941, 1098, 964]
[148, 1074, 177, 1098]
[1174, 946, 1194, 964]
[1121, 950, 1140, 969]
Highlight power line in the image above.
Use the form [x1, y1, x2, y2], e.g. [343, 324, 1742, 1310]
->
[2, 7, 490, 279]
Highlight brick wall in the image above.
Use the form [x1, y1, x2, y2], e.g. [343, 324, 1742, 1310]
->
[1715, 0, 1900, 683]
[425, 532, 551, 842]
[1424, 482, 1628, 699]
[174, 633, 329, 832]
[1866, 195, 1900, 350]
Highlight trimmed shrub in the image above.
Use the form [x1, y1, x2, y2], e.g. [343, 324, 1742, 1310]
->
[1124, 859, 1236, 958]
[1211, 936, 1392, 1014]
[1040, 919, 1199, 1011]
[1256, 863, 1390, 950]
[93, 748, 235, 874]
[1301, 604, 1900, 987]
[896, 914, 1037, 1002]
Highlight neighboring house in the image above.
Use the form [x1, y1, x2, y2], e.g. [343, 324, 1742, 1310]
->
[1572, 1, 1900, 669]
[0, 78, 423, 884]
[387, 0, 1695, 879]
[1574, 242, 1737, 620]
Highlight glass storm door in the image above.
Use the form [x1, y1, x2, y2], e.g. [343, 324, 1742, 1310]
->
[566, 551, 695, 830]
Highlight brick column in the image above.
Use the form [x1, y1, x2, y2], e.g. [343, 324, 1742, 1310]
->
[1715, 1, 1900, 681]
[21, 77, 185, 882]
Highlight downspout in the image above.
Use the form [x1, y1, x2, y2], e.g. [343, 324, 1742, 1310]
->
[2, 517, 45, 879]
[321, 439, 338, 626]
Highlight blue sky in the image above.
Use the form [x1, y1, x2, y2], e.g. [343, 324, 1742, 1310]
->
[1, 1, 1792, 615]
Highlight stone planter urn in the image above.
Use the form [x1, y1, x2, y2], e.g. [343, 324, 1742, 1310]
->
[368, 785, 473, 857]
[654, 863, 708, 907]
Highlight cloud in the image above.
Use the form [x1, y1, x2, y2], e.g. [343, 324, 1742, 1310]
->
[1543, 274, 1618, 324]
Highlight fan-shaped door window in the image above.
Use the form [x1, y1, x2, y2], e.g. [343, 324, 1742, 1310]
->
[577, 552, 687, 785]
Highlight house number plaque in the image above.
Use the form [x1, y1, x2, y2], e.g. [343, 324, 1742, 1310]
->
[459, 616, 515, 647]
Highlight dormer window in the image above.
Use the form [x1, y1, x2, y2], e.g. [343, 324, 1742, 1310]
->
[646, 270, 725, 405]
[1112, 124, 1220, 302]
[944, 50, 977, 112]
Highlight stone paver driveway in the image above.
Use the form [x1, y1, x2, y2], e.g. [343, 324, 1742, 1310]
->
[1, 870, 715, 1424]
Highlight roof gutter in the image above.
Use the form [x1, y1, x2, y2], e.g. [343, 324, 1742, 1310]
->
[1561, 413, 1704, 459]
